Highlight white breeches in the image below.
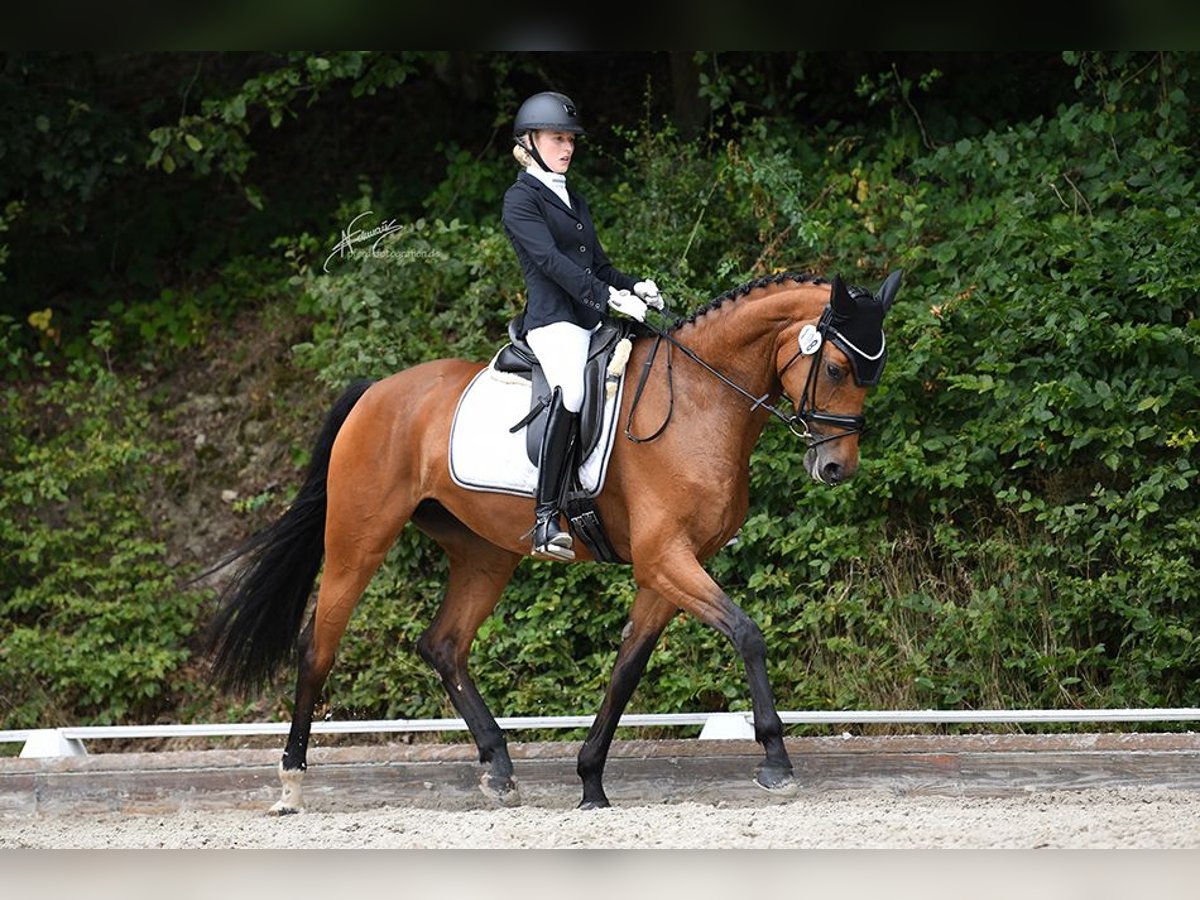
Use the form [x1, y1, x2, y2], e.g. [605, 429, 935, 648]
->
[524, 321, 596, 413]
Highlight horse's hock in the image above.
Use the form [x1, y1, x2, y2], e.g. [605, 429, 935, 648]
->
[3, 733, 1200, 815]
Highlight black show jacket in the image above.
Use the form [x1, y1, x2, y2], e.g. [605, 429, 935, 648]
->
[502, 171, 637, 334]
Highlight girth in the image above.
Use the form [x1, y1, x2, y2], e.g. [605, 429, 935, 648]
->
[495, 316, 630, 466]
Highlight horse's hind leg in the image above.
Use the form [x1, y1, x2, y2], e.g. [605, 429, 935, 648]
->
[577, 586, 677, 809]
[413, 502, 523, 804]
[271, 475, 414, 815]
[270, 536, 398, 815]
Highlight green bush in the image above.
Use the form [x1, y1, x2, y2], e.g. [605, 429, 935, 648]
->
[0, 322, 201, 728]
[725, 50, 1200, 714]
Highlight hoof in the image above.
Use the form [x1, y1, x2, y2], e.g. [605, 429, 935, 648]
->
[754, 766, 798, 796]
[273, 763, 305, 814]
[480, 772, 521, 806]
[578, 797, 611, 811]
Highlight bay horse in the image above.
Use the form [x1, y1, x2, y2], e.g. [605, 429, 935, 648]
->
[207, 269, 902, 813]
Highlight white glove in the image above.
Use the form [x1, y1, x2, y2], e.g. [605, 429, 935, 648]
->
[633, 279, 664, 309]
[607, 286, 647, 322]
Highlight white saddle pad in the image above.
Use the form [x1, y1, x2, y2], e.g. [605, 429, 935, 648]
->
[448, 341, 630, 498]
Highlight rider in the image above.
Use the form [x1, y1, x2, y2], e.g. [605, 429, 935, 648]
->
[502, 90, 664, 561]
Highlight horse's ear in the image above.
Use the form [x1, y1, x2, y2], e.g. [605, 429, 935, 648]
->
[877, 269, 903, 312]
[830, 274, 855, 319]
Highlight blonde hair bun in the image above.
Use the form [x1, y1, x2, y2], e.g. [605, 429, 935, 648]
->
[512, 142, 535, 168]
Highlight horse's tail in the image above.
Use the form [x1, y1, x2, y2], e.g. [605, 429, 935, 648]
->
[205, 379, 375, 694]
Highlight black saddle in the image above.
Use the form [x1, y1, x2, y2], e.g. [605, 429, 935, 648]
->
[494, 316, 631, 466]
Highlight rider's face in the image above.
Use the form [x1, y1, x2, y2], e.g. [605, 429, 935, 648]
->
[531, 131, 575, 174]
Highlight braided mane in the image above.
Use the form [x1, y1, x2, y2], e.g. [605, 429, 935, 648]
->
[675, 271, 828, 330]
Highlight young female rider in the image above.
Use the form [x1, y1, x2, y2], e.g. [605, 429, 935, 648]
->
[502, 90, 663, 561]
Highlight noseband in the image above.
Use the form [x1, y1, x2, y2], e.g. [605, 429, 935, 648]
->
[627, 304, 867, 449]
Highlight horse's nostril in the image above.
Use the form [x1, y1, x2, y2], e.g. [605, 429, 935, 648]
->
[821, 462, 844, 484]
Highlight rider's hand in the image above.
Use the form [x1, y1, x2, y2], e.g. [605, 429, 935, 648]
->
[633, 279, 664, 310]
[608, 286, 647, 322]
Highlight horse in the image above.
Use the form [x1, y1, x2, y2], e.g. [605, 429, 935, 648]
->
[206, 269, 902, 813]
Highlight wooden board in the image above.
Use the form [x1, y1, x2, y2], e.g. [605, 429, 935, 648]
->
[2, 733, 1199, 815]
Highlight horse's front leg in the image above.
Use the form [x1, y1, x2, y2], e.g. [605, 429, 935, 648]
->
[644, 548, 795, 794]
[577, 587, 677, 809]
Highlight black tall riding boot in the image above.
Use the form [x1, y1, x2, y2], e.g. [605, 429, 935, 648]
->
[532, 388, 578, 561]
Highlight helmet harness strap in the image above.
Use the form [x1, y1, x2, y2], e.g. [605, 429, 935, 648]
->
[521, 133, 554, 173]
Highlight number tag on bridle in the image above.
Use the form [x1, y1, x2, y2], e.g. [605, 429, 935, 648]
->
[798, 324, 823, 356]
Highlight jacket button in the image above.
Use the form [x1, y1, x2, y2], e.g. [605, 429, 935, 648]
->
[579, 245, 586, 252]
[576, 222, 583, 230]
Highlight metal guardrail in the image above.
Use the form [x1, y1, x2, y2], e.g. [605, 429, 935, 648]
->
[4, 708, 1200, 758]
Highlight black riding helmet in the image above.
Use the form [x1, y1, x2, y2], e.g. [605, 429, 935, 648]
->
[513, 91, 584, 172]
[513, 91, 585, 136]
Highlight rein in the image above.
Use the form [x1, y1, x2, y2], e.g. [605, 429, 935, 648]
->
[625, 305, 865, 448]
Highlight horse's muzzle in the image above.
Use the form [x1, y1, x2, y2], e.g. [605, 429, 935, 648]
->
[804, 448, 858, 485]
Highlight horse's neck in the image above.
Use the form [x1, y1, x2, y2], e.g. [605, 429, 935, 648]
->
[680, 283, 823, 403]
[661, 282, 823, 458]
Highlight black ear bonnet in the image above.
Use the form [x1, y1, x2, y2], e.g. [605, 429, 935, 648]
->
[825, 280, 889, 387]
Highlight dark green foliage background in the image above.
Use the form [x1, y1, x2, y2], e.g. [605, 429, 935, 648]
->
[1, 52, 1197, 733]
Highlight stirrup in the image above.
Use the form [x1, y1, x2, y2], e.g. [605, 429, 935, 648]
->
[532, 514, 574, 561]
[532, 541, 575, 561]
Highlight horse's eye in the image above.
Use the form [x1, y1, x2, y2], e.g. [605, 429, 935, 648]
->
[826, 362, 846, 381]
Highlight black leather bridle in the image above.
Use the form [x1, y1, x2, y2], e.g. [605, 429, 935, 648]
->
[776, 305, 868, 447]
[625, 304, 868, 448]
